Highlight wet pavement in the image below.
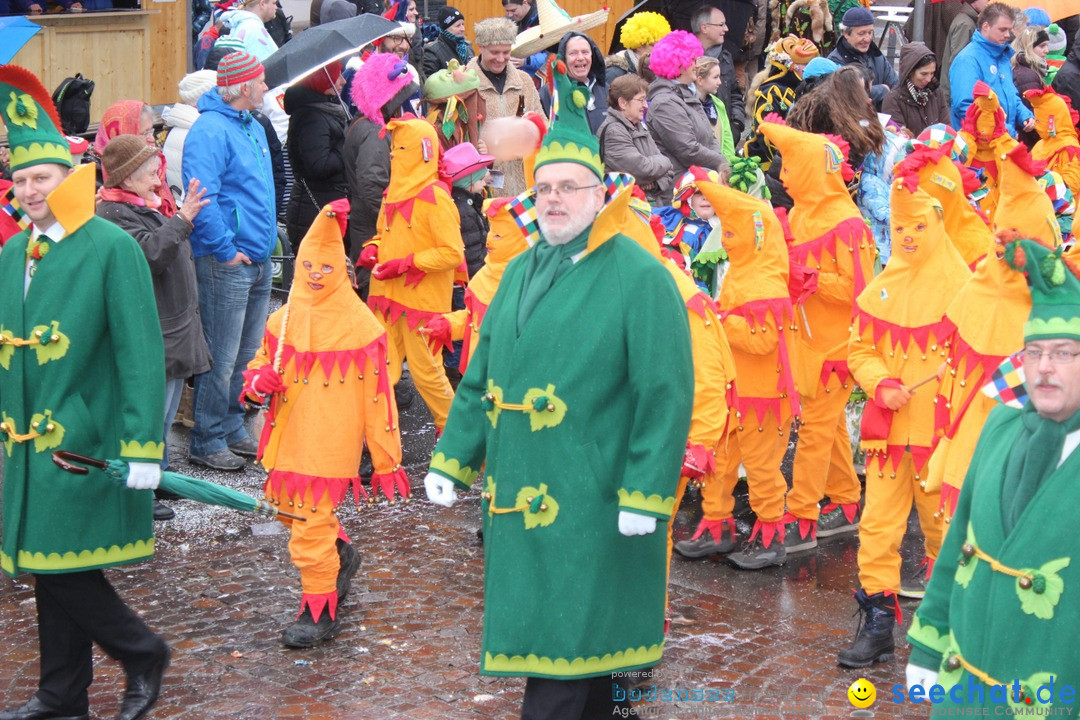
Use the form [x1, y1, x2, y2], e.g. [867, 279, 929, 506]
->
[0, 379, 934, 720]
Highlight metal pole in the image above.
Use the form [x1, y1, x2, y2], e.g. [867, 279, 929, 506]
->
[911, 0, 926, 42]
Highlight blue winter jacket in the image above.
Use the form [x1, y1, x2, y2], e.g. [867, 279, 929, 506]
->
[183, 91, 277, 263]
[948, 30, 1033, 133]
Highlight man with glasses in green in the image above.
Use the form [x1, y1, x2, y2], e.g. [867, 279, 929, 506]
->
[422, 63, 693, 720]
[905, 237, 1080, 713]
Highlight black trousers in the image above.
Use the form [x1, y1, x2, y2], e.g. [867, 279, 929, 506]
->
[521, 676, 632, 720]
[32, 570, 166, 714]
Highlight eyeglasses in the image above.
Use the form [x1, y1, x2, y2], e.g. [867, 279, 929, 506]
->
[1021, 348, 1080, 365]
[702, 21, 727, 28]
[533, 183, 601, 198]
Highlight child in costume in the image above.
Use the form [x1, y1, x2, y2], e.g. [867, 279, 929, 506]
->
[242, 202, 408, 648]
[956, 81, 1019, 220]
[425, 197, 529, 376]
[758, 118, 875, 553]
[359, 117, 465, 432]
[1023, 87, 1080, 203]
[839, 179, 970, 668]
[674, 181, 800, 568]
[652, 168, 728, 297]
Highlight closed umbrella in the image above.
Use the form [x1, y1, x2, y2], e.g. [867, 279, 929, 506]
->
[262, 13, 400, 88]
[52, 451, 307, 522]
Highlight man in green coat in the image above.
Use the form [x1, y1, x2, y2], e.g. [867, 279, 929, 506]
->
[904, 237, 1080, 715]
[0, 65, 169, 720]
[423, 63, 694, 719]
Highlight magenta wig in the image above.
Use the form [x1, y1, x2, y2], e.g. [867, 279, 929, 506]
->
[350, 52, 415, 127]
[649, 30, 704, 80]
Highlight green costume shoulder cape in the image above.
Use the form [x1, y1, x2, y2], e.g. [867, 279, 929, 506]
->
[0, 169, 165, 576]
[430, 228, 693, 679]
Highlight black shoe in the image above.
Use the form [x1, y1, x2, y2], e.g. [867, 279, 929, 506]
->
[336, 540, 362, 601]
[188, 448, 245, 471]
[0, 697, 88, 720]
[674, 531, 735, 558]
[899, 564, 927, 600]
[227, 436, 259, 458]
[727, 535, 787, 570]
[152, 500, 175, 522]
[782, 515, 818, 554]
[837, 589, 897, 668]
[154, 487, 182, 502]
[116, 644, 170, 720]
[817, 502, 860, 538]
[281, 607, 341, 648]
[394, 379, 416, 410]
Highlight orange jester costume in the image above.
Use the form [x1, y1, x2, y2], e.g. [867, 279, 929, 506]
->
[838, 180, 969, 669]
[675, 180, 799, 568]
[956, 81, 1018, 220]
[1024, 87, 1080, 202]
[243, 203, 407, 647]
[365, 117, 465, 430]
[925, 144, 1061, 530]
[757, 119, 875, 549]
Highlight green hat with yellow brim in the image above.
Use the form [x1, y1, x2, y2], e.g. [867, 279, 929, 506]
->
[534, 59, 602, 180]
[0, 65, 73, 173]
[1003, 237, 1080, 342]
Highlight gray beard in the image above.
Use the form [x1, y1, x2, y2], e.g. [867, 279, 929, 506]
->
[537, 200, 600, 246]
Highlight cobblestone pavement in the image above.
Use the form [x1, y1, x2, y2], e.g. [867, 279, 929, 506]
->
[0, 383, 932, 720]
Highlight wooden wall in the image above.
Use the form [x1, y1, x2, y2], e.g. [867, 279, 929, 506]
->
[452, 0, 635, 54]
[148, 0, 191, 105]
[10, 12, 152, 122]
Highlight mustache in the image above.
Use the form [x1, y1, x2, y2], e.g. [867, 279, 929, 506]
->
[1034, 376, 1064, 389]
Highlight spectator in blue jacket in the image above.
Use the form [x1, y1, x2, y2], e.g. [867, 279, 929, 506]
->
[949, 2, 1036, 134]
[828, 6, 899, 109]
[502, 0, 545, 77]
[182, 51, 276, 471]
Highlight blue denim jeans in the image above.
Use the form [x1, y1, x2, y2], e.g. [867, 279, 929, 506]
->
[190, 256, 272, 457]
[161, 377, 185, 469]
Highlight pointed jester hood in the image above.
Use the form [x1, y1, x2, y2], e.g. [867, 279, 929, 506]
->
[993, 144, 1063, 250]
[384, 116, 444, 207]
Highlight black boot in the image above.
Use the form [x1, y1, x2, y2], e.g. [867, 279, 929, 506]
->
[281, 607, 341, 648]
[335, 539, 361, 601]
[837, 589, 896, 668]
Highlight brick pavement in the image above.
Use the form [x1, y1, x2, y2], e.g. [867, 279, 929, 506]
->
[0, 413, 932, 720]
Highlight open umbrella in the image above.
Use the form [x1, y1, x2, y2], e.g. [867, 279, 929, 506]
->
[52, 451, 307, 522]
[0, 17, 43, 65]
[262, 13, 400, 88]
[997, 0, 1080, 22]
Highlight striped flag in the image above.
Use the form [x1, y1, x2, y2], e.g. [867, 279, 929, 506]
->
[980, 353, 1027, 409]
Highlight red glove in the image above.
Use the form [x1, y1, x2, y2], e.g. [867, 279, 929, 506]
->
[422, 315, 452, 354]
[357, 244, 379, 269]
[681, 443, 715, 480]
[373, 254, 415, 280]
[252, 366, 284, 396]
[327, 198, 350, 237]
[788, 263, 819, 303]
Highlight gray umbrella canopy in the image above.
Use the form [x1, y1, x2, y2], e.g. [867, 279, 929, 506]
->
[263, 13, 400, 88]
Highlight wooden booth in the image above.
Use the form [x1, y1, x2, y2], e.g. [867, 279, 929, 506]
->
[453, 0, 634, 53]
[10, 1, 188, 119]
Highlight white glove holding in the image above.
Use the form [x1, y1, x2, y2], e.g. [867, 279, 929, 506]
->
[424, 472, 458, 507]
[906, 662, 939, 692]
[618, 510, 657, 536]
[127, 461, 162, 490]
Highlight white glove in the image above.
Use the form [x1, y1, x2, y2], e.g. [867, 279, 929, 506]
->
[424, 472, 458, 507]
[618, 510, 657, 536]
[906, 662, 939, 692]
[127, 461, 162, 490]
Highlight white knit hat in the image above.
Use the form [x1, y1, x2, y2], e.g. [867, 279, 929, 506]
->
[178, 70, 218, 105]
[1047, 23, 1067, 54]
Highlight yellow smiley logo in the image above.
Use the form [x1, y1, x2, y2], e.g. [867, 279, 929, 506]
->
[848, 678, 876, 709]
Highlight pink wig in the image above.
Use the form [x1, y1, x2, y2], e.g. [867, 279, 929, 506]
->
[350, 52, 414, 127]
[649, 30, 703, 80]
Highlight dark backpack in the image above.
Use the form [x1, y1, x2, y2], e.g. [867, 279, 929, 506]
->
[51, 74, 95, 135]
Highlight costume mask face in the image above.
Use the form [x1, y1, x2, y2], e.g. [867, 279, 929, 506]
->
[302, 260, 335, 292]
[891, 216, 928, 255]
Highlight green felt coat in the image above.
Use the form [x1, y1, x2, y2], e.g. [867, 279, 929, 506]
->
[430, 230, 693, 680]
[0, 215, 165, 576]
[908, 405, 1080, 714]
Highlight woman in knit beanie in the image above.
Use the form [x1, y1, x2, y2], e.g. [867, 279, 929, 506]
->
[423, 6, 473, 78]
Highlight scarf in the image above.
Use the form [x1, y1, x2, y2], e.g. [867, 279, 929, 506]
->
[1002, 402, 1080, 534]
[93, 100, 177, 218]
[701, 97, 718, 126]
[517, 227, 589, 331]
[906, 80, 930, 107]
[439, 28, 472, 65]
[98, 186, 161, 210]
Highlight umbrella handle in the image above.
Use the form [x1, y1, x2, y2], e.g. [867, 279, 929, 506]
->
[275, 509, 309, 522]
[52, 450, 109, 474]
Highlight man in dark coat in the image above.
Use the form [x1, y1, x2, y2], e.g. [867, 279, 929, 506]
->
[422, 6, 474, 79]
[828, 6, 899, 109]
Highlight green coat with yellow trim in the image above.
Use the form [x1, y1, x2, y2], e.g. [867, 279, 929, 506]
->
[907, 405, 1080, 714]
[0, 194, 165, 576]
[429, 227, 693, 680]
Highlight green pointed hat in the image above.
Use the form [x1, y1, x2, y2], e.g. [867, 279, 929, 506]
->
[0, 65, 73, 173]
[534, 60, 603, 179]
[1003, 237, 1080, 342]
